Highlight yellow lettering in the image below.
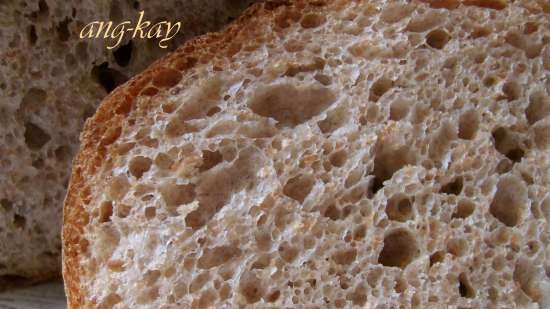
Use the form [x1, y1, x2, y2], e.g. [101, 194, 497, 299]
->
[97, 21, 113, 39]
[132, 11, 150, 39]
[160, 22, 181, 49]
[147, 22, 165, 39]
[107, 21, 131, 50]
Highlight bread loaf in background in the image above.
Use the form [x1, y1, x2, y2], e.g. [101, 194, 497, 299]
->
[0, 0, 257, 287]
[64, 0, 550, 308]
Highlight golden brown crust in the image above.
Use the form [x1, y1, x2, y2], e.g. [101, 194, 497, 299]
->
[62, 1, 301, 307]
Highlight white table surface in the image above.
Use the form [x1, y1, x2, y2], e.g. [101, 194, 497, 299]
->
[0, 281, 66, 309]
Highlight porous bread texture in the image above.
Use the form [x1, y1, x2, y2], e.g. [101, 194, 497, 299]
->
[64, 0, 550, 308]
[0, 0, 256, 286]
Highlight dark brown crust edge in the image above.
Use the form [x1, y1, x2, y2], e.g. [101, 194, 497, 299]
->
[61, 1, 311, 307]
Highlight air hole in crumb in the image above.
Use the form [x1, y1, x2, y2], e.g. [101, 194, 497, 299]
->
[154, 153, 173, 170]
[447, 238, 467, 256]
[502, 80, 521, 101]
[491, 127, 524, 162]
[389, 99, 410, 121]
[160, 183, 196, 211]
[329, 150, 348, 167]
[428, 121, 457, 161]
[56, 18, 71, 41]
[370, 178, 384, 194]
[255, 230, 272, 251]
[514, 258, 543, 302]
[380, 3, 413, 23]
[187, 148, 261, 229]
[344, 168, 363, 188]
[471, 25, 491, 38]
[453, 199, 475, 218]
[534, 120, 550, 149]
[165, 81, 222, 135]
[98, 293, 122, 308]
[490, 175, 527, 227]
[249, 83, 336, 127]
[28, 25, 37, 45]
[324, 204, 342, 220]
[239, 271, 264, 304]
[314, 73, 332, 86]
[13, 214, 26, 229]
[91, 62, 127, 93]
[265, 290, 280, 302]
[54, 145, 71, 161]
[106, 260, 125, 272]
[189, 272, 210, 293]
[206, 106, 221, 116]
[395, 277, 407, 293]
[283, 174, 314, 203]
[353, 225, 366, 240]
[108, 176, 129, 201]
[369, 78, 393, 102]
[526, 91, 550, 125]
[165, 120, 199, 137]
[507, 148, 525, 162]
[429, 250, 445, 266]
[318, 106, 346, 133]
[332, 248, 357, 265]
[278, 241, 299, 262]
[144, 207, 156, 219]
[198, 245, 241, 269]
[99, 201, 113, 223]
[440, 177, 463, 195]
[24, 122, 50, 150]
[349, 285, 367, 305]
[378, 229, 418, 268]
[0, 199, 13, 212]
[199, 150, 223, 172]
[161, 102, 177, 114]
[463, 0, 507, 10]
[300, 13, 326, 28]
[405, 10, 445, 32]
[32, 158, 44, 169]
[483, 75, 498, 87]
[116, 204, 131, 218]
[458, 273, 475, 298]
[251, 254, 270, 269]
[426, 29, 450, 49]
[385, 194, 413, 222]
[152, 67, 182, 89]
[458, 109, 480, 140]
[495, 158, 513, 174]
[284, 39, 304, 52]
[371, 140, 413, 194]
[20, 87, 47, 112]
[141, 87, 158, 96]
[113, 40, 133, 67]
[129, 156, 152, 179]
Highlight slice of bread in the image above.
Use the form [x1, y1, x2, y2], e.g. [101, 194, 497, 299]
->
[0, 0, 256, 287]
[63, 0, 550, 308]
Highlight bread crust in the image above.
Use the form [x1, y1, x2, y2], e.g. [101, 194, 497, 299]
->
[62, 1, 296, 307]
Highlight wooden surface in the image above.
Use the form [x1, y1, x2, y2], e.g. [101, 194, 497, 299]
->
[0, 281, 66, 309]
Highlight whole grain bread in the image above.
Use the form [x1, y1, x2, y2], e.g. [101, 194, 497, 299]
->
[64, 0, 550, 308]
[0, 0, 256, 287]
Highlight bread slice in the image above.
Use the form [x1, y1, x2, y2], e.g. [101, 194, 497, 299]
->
[0, 0, 256, 287]
[63, 0, 550, 308]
